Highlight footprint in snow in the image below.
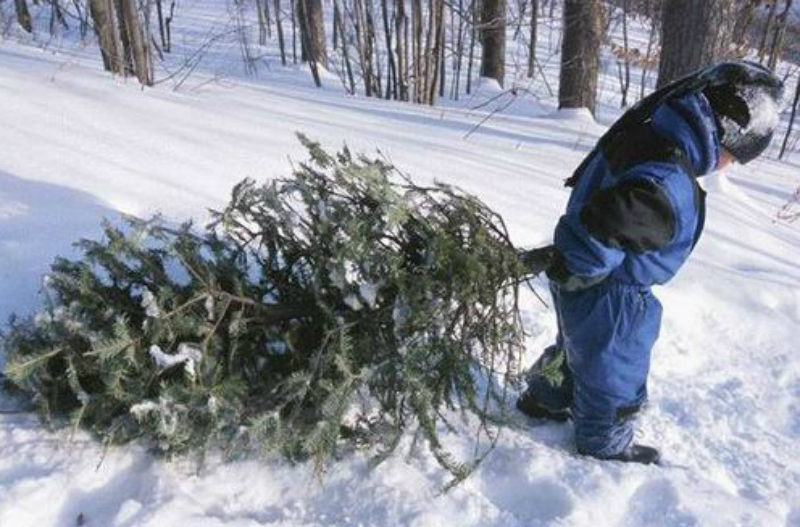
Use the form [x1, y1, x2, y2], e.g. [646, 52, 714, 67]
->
[617, 479, 698, 527]
[480, 469, 574, 524]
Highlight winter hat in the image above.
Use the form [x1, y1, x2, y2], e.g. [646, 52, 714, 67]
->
[701, 61, 784, 164]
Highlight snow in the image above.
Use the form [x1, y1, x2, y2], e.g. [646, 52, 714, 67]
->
[141, 290, 161, 319]
[2, 6, 800, 527]
[148, 344, 203, 378]
[741, 85, 782, 137]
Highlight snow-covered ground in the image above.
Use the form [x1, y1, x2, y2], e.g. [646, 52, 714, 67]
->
[2, 4, 800, 525]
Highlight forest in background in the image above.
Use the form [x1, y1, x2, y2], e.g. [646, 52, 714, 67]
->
[2, 0, 799, 161]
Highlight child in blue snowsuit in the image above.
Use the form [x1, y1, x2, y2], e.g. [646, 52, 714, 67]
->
[517, 62, 784, 464]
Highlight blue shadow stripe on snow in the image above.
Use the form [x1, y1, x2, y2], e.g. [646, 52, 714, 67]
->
[0, 170, 116, 325]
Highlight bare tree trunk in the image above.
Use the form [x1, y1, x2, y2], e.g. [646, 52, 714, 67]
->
[758, 0, 778, 61]
[527, 0, 538, 78]
[480, 0, 506, 87]
[411, 0, 422, 102]
[256, 0, 268, 45]
[732, 0, 761, 46]
[421, 0, 435, 101]
[48, 0, 68, 33]
[779, 74, 800, 159]
[333, 0, 340, 50]
[395, 0, 408, 101]
[89, 0, 124, 74]
[15, 0, 33, 33]
[657, 0, 736, 88]
[466, 0, 477, 94]
[353, 0, 375, 96]
[767, 0, 792, 70]
[297, 0, 324, 86]
[264, 0, 273, 39]
[365, 0, 382, 95]
[438, 0, 447, 100]
[452, 0, 465, 98]
[297, 0, 328, 69]
[275, 0, 287, 65]
[640, 4, 658, 100]
[335, 0, 356, 93]
[558, 0, 603, 115]
[156, 0, 167, 49]
[381, 0, 397, 99]
[113, 0, 134, 74]
[165, 0, 174, 52]
[618, 0, 631, 107]
[290, 0, 297, 63]
[74, 0, 91, 37]
[120, 0, 152, 85]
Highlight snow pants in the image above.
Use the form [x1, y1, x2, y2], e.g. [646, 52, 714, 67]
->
[526, 280, 663, 457]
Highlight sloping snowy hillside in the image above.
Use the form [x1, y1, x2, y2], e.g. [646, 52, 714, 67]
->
[2, 6, 800, 527]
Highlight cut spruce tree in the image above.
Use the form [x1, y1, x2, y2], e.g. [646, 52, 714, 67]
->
[1, 136, 528, 486]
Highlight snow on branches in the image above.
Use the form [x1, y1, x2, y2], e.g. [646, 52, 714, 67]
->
[1, 135, 527, 486]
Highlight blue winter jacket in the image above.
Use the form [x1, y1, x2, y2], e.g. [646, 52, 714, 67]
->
[553, 92, 720, 286]
[539, 92, 722, 457]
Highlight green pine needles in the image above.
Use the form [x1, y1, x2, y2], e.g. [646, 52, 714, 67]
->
[2, 135, 527, 485]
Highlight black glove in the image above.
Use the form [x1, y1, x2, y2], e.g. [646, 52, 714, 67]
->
[520, 246, 609, 291]
[518, 245, 557, 276]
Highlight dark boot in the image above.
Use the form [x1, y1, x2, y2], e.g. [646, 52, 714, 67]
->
[600, 443, 661, 465]
[516, 390, 571, 422]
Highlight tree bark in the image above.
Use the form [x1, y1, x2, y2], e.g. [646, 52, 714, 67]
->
[452, 0, 465, 98]
[411, 0, 423, 101]
[480, 0, 506, 87]
[640, 5, 658, 100]
[89, 0, 125, 74]
[732, 0, 761, 46]
[120, 0, 153, 86]
[297, 0, 328, 69]
[365, 0, 382, 95]
[527, 0, 538, 78]
[275, 0, 287, 66]
[767, 0, 792, 71]
[430, 0, 444, 102]
[395, 0, 408, 100]
[558, 0, 603, 115]
[14, 0, 33, 33]
[334, 0, 356, 93]
[618, 0, 631, 107]
[657, 0, 736, 88]
[466, 0, 477, 94]
[758, 0, 778, 60]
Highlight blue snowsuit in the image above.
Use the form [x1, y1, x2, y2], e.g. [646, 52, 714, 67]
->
[526, 92, 721, 457]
